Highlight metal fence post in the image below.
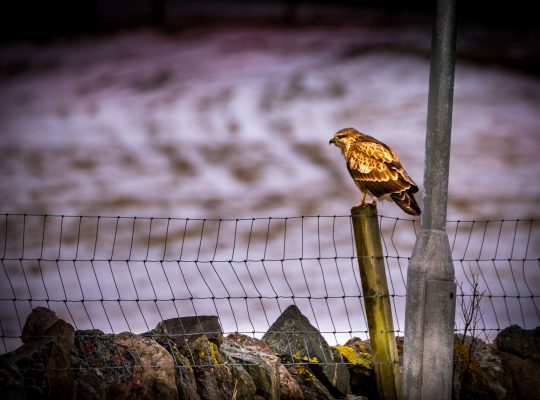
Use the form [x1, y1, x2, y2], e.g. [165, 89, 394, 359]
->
[351, 204, 401, 400]
[402, 0, 458, 399]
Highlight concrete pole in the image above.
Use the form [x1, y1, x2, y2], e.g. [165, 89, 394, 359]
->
[402, 0, 457, 399]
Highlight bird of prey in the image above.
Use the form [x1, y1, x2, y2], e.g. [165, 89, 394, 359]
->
[329, 127, 421, 216]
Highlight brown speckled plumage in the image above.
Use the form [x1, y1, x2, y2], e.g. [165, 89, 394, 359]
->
[329, 127, 421, 216]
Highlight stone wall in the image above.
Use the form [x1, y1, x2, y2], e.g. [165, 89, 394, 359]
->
[1, 306, 538, 400]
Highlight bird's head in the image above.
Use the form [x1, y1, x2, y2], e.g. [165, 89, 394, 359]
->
[329, 127, 361, 148]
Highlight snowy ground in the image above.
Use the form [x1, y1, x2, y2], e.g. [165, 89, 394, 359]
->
[1, 21, 539, 351]
[1, 25, 539, 219]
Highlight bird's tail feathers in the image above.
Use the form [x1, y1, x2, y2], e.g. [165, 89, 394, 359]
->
[390, 190, 421, 216]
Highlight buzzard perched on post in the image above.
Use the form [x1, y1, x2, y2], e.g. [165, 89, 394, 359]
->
[329, 127, 421, 216]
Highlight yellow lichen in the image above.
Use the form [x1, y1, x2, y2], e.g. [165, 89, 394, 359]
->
[193, 336, 221, 365]
[291, 351, 318, 381]
[207, 341, 220, 365]
[334, 345, 373, 369]
[198, 340, 219, 365]
[295, 363, 316, 381]
[292, 351, 318, 364]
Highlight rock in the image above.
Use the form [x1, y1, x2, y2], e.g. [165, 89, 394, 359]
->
[222, 333, 280, 400]
[158, 338, 201, 400]
[175, 354, 201, 400]
[263, 305, 350, 397]
[333, 339, 377, 399]
[499, 351, 540, 400]
[343, 337, 372, 354]
[226, 332, 275, 354]
[71, 329, 178, 400]
[452, 335, 506, 400]
[181, 340, 256, 400]
[278, 364, 304, 399]
[282, 361, 334, 400]
[0, 308, 75, 400]
[452, 328, 540, 400]
[229, 361, 257, 400]
[189, 335, 234, 400]
[71, 329, 136, 399]
[152, 315, 223, 350]
[495, 325, 540, 363]
[115, 333, 178, 400]
[9, 308, 540, 400]
[21, 307, 60, 343]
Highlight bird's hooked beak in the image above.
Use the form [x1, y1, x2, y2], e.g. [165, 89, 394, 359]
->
[329, 137, 336, 145]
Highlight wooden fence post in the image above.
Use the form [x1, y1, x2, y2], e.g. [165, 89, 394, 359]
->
[351, 203, 401, 400]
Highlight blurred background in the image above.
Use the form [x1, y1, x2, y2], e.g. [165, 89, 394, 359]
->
[1, 0, 539, 220]
[0, 1, 539, 350]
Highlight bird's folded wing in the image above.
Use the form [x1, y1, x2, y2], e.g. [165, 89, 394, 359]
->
[347, 141, 417, 196]
[347, 141, 398, 177]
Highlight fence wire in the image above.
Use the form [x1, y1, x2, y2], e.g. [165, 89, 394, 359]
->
[0, 213, 538, 368]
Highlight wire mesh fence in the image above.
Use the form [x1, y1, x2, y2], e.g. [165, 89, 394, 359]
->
[1, 213, 539, 364]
